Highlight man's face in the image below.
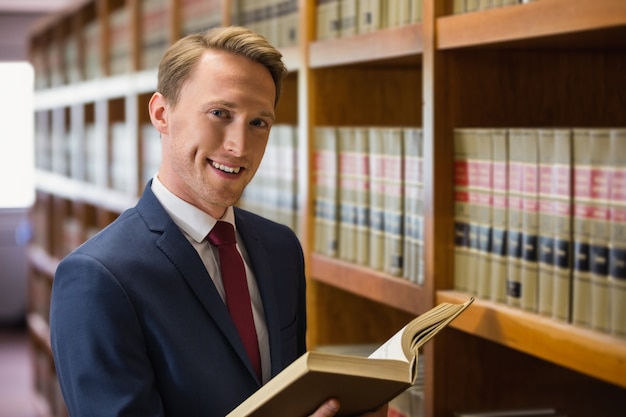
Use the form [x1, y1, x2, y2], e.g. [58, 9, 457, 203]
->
[151, 49, 276, 219]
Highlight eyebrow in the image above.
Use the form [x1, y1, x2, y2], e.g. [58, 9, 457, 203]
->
[202, 100, 275, 121]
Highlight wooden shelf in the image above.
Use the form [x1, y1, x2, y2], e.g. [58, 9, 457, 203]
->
[27, 313, 53, 354]
[309, 253, 427, 315]
[437, 290, 626, 389]
[309, 24, 423, 68]
[28, 245, 60, 280]
[438, 0, 626, 49]
[35, 170, 138, 214]
[34, 69, 158, 110]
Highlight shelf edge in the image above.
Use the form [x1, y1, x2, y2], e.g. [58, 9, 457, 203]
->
[437, 290, 626, 389]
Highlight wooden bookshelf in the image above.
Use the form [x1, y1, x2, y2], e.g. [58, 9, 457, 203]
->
[28, 1, 626, 416]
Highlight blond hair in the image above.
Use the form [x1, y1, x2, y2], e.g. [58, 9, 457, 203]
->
[157, 26, 287, 108]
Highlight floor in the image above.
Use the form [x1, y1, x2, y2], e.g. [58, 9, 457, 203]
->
[0, 324, 38, 417]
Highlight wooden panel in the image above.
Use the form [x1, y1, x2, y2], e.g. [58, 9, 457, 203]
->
[306, 280, 414, 349]
[432, 327, 626, 417]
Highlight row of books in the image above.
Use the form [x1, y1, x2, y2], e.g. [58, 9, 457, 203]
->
[231, 0, 300, 48]
[317, 0, 423, 40]
[314, 126, 424, 285]
[238, 124, 300, 234]
[33, 0, 220, 90]
[454, 128, 626, 338]
[452, 0, 539, 14]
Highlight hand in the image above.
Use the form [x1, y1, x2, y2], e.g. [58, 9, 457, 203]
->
[308, 399, 388, 417]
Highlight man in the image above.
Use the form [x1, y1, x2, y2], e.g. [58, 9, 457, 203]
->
[50, 26, 386, 417]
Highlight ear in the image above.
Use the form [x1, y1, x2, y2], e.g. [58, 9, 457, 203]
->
[148, 92, 169, 135]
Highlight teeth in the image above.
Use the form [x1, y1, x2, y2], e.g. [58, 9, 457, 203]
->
[212, 161, 241, 174]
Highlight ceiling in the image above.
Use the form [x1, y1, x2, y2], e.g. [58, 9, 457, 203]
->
[0, 0, 78, 13]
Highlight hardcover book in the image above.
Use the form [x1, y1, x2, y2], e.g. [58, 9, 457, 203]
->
[226, 298, 474, 417]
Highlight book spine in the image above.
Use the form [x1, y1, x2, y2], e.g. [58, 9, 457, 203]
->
[313, 127, 339, 257]
[489, 129, 508, 304]
[453, 129, 473, 293]
[537, 129, 558, 317]
[609, 129, 626, 337]
[339, 0, 358, 37]
[403, 127, 424, 284]
[571, 129, 593, 328]
[519, 129, 540, 312]
[474, 129, 494, 300]
[338, 127, 357, 263]
[354, 127, 371, 267]
[369, 127, 386, 271]
[589, 129, 612, 333]
[506, 129, 525, 308]
[551, 129, 573, 323]
[383, 127, 405, 276]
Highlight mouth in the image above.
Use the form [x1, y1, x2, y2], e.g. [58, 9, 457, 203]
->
[210, 159, 242, 174]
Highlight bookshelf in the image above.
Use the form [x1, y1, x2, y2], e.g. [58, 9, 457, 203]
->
[27, 1, 626, 416]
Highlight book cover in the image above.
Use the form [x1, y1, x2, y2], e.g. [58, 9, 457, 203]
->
[550, 130, 573, 323]
[338, 126, 358, 263]
[609, 128, 626, 337]
[506, 129, 525, 308]
[571, 129, 593, 328]
[226, 298, 474, 417]
[588, 129, 612, 333]
[403, 127, 424, 284]
[489, 129, 509, 304]
[369, 127, 386, 271]
[454, 129, 474, 293]
[519, 129, 540, 313]
[383, 127, 405, 276]
[313, 126, 339, 258]
[353, 127, 371, 267]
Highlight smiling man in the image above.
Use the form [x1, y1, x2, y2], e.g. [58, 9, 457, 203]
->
[49, 26, 385, 417]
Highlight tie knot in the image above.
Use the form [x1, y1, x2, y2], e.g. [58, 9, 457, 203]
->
[208, 221, 236, 246]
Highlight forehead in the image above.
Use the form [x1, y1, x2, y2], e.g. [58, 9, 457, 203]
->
[186, 49, 274, 91]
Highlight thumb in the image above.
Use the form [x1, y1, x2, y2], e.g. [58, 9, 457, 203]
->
[310, 399, 340, 417]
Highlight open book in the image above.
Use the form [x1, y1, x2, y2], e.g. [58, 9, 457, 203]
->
[227, 297, 474, 417]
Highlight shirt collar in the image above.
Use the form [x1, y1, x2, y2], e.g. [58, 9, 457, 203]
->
[151, 175, 236, 243]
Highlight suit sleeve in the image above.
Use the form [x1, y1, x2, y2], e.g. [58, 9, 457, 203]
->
[50, 253, 164, 417]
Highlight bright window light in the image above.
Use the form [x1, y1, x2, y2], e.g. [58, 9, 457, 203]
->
[0, 62, 35, 208]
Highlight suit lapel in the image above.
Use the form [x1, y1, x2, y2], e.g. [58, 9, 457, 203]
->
[137, 186, 259, 382]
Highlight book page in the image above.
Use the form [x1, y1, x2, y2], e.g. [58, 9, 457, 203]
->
[367, 326, 407, 361]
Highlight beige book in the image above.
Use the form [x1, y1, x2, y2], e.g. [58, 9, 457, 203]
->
[588, 129, 612, 333]
[227, 298, 474, 417]
[609, 128, 626, 337]
[353, 127, 371, 267]
[357, 0, 382, 34]
[550, 129, 573, 323]
[369, 127, 386, 271]
[313, 127, 339, 257]
[403, 127, 423, 284]
[383, 127, 405, 276]
[571, 129, 593, 328]
[339, 0, 358, 37]
[506, 129, 527, 308]
[518, 129, 540, 313]
[489, 129, 508, 303]
[338, 127, 358, 263]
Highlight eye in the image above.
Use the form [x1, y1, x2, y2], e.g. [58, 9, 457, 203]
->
[250, 118, 269, 128]
[209, 109, 229, 119]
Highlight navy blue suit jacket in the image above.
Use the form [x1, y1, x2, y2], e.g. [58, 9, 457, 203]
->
[50, 184, 307, 416]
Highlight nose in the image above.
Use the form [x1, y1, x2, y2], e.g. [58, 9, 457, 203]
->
[223, 124, 248, 157]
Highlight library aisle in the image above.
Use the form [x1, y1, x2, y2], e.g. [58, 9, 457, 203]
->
[0, 325, 38, 417]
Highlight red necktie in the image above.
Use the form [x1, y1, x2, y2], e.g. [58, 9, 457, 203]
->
[208, 221, 262, 380]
